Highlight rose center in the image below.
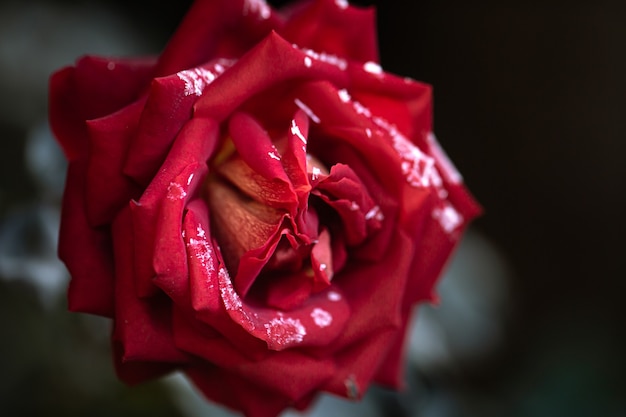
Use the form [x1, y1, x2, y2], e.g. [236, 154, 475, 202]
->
[203, 138, 334, 310]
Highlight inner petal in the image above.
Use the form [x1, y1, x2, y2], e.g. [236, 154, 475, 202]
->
[204, 177, 284, 279]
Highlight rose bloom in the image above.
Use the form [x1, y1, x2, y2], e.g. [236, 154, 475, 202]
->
[49, 0, 481, 416]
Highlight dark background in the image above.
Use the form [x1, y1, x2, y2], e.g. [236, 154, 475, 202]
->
[0, 0, 624, 416]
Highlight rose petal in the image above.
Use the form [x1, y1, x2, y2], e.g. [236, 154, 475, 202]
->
[111, 205, 189, 363]
[312, 163, 381, 246]
[181, 204, 271, 358]
[84, 98, 145, 226]
[153, 163, 206, 306]
[124, 59, 234, 186]
[155, 0, 281, 76]
[262, 269, 315, 311]
[131, 117, 219, 297]
[48, 67, 88, 161]
[306, 228, 412, 367]
[61, 160, 115, 317]
[323, 327, 398, 400]
[213, 264, 350, 351]
[372, 313, 412, 389]
[194, 31, 349, 121]
[310, 227, 333, 288]
[223, 111, 298, 210]
[281, 0, 379, 63]
[311, 229, 414, 399]
[112, 341, 178, 386]
[49, 56, 156, 160]
[348, 72, 432, 141]
[205, 177, 285, 293]
[174, 308, 337, 402]
[293, 81, 406, 196]
[313, 139, 399, 263]
[185, 364, 291, 417]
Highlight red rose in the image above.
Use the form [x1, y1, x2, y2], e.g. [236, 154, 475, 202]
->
[49, 0, 481, 416]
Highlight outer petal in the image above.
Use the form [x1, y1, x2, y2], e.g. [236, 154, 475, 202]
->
[317, 229, 414, 398]
[155, 0, 282, 76]
[185, 364, 292, 417]
[281, 0, 379, 63]
[111, 205, 190, 364]
[175, 306, 337, 402]
[347, 62, 433, 141]
[61, 160, 115, 317]
[85, 98, 145, 226]
[372, 311, 413, 389]
[194, 31, 350, 121]
[49, 56, 155, 161]
[113, 342, 178, 386]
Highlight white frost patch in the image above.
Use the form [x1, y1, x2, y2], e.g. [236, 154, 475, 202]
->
[365, 205, 384, 222]
[291, 119, 307, 144]
[264, 315, 306, 345]
[365, 128, 372, 138]
[294, 99, 321, 124]
[392, 133, 443, 189]
[217, 267, 258, 332]
[337, 88, 351, 103]
[352, 101, 372, 118]
[166, 182, 187, 200]
[327, 291, 342, 302]
[177, 60, 231, 96]
[311, 308, 333, 328]
[218, 267, 243, 310]
[186, 226, 215, 277]
[300, 47, 347, 71]
[350, 201, 360, 211]
[433, 203, 464, 233]
[243, 0, 271, 19]
[304, 56, 312, 68]
[268, 151, 281, 161]
[335, 0, 349, 9]
[177, 68, 216, 96]
[363, 61, 383, 75]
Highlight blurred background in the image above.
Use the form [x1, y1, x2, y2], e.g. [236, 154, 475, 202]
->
[0, 0, 623, 416]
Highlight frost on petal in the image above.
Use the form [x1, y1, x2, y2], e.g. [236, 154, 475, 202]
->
[311, 308, 333, 328]
[392, 132, 442, 189]
[177, 63, 229, 96]
[294, 99, 321, 124]
[298, 47, 348, 71]
[363, 61, 383, 76]
[264, 315, 307, 345]
[216, 265, 311, 350]
[166, 182, 187, 201]
[432, 202, 464, 234]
